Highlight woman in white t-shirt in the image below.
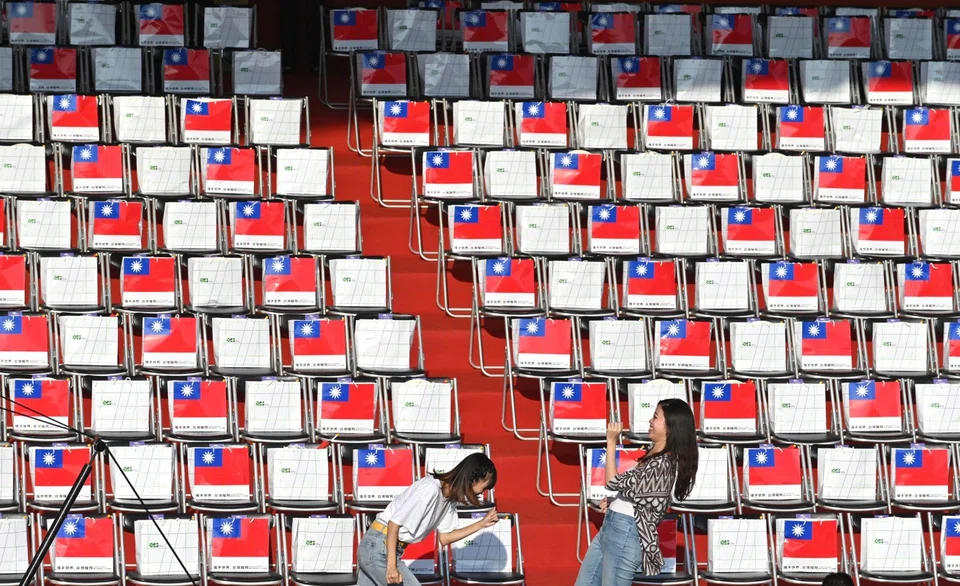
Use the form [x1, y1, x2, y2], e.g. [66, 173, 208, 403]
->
[357, 452, 498, 586]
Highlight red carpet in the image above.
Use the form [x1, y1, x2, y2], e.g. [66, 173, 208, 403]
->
[293, 75, 584, 584]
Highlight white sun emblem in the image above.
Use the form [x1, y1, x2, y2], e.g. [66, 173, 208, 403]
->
[21, 383, 33, 396]
[299, 322, 313, 336]
[791, 523, 805, 537]
[833, 19, 845, 31]
[151, 320, 164, 333]
[711, 386, 725, 399]
[432, 154, 444, 166]
[201, 450, 215, 464]
[865, 210, 878, 223]
[599, 451, 606, 465]
[776, 264, 788, 278]
[874, 63, 887, 76]
[180, 384, 193, 397]
[191, 101, 203, 113]
[653, 107, 666, 120]
[911, 264, 925, 278]
[214, 150, 226, 163]
[35, 51, 48, 62]
[63, 521, 77, 535]
[340, 12, 351, 23]
[390, 103, 402, 115]
[80, 148, 92, 160]
[902, 451, 915, 465]
[697, 155, 711, 169]
[170, 51, 182, 63]
[42, 451, 56, 465]
[497, 57, 507, 68]
[527, 103, 539, 116]
[597, 16, 608, 26]
[100, 203, 113, 216]
[560, 155, 573, 167]
[367, 55, 379, 67]
[954, 22, 960, 33]
[561, 386, 575, 399]
[807, 324, 819, 336]
[242, 204, 256, 217]
[667, 323, 680, 336]
[598, 208, 611, 220]
[145, 6, 157, 17]
[365, 452, 379, 465]
[492, 261, 505, 274]
[525, 321, 539, 334]
[911, 111, 924, 124]
[2, 319, 14, 332]
[636, 263, 647, 276]
[954, 521, 960, 534]
[855, 384, 870, 398]
[754, 451, 768, 465]
[459, 208, 473, 221]
[219, 521, 233, 535]
[468, 13, 480, 25]
[16, 5, 27, 15]
[58, 97, 71, 110]
[130, 260, 142, 272]
[955, 325, 960, 338]
[328, 385, 342, 399]
[622, 59, 634, 72]
[734, 210, 746, 222]
[717, 16, 729, 27]
[271, 258, 285, 273]
[751, 61, 763, 74]
[825, 158, 838, 171]
[786, 108, 799, 120]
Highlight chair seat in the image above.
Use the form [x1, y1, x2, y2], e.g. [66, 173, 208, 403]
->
[777, 571, 832, 585]
[815, 498, 887, 512]
[45, 573, 121, 586]
[549, 432, 607, 443]
[409, 572, 444, 585]
[771, 432, 841, 446]
[186, 499, 259, 513]
[634, 570, 696, 585]
[29, 499, 100, 512]
[318, 433, 387, 446]
[344, 499, 390, 512]
[209, 366, 278, 377]
[184, 305, 248, 315]
[207, 572, 283, 585]
[513, 367, 580, 378]
[585, 368, 650, 379]
[240, 431, 311, 444]
[697, 570, 772, 584]
[846, 432, 912, 444]
[477, 305, 542, 317]
[265, 498, 339, 512]
[124, 571, 200, 586]
[938, 568, 960, 582]
[858, 570, 933, 583]
[670, 500, 738, 514]
[392, 432, 462, 445]
[164, 431, 235, 444]
[890, 498, 960, 511]
[699, 432, 767, 445]
[288, 572, 357, 586]
[741, 498, 814, 512]
[98, 431, 157, 443]
[917, 432, 960, 444]
[60, 365, 127, 376]
[108, 499, 180, 513]
[326, 305, 391, 315]
[447, 571, 525, 584]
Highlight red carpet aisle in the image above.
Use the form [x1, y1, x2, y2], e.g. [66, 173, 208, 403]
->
[290, 76, 583, 585]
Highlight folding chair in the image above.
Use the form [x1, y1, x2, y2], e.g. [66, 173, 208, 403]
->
[437, 202, 509, 318]
[583, 204, 642, 257]
[815, 445, 889, 512]
[575, 444, 648, 560]
[770, 514, 848, 586]
[4, 375, 79, 442]
[651, 205, 716, 257]
[312, 378, 387, 446]
[16, 199, 79, 252]
[227, 200, 294, 254]
[823, 16, 874, 60]
[691, 515, 774, 586]
[0, 253, 33, 314]
[918, 209, 960, 259]
[182, 443, 259, 514]
[877, 155, 937, 208]
[445, 512, 525, 586]
[201, 513, 283, 586]
[39, 513, 121, 586]
[267, 147, 333, 200]
[199, 146, 261, 198]
[319, 7, 380, 109]
[0, 514, 33, 584]
[689, 260, 757, 317]
[869, 318, 937, 378]
[177, 97, 238, 146]
[759, 261, 825, 317]
[792, 318, 868, 378]
[546, 150, 608, 200]
[281, 514, 359, 586]
[38, 253, 110, 313]
[56, 314, 126, 376]
[27, 47, 78, 94]
[673, 58, 730, 104]
[353, 314, 425, 379]
[48, 94, 101, 145]
[350, 51, 411, 158]
[919, 62, 960, 107]
[260, 444, 339, 514]
[708, 13, 758, 57]
[118, 514, 200, 586]
[90, 48, 144, 94]
[245, 98, 309, 149]
[86, 198, 150, 254]
[201, 4, 255, 50]
[718, 206, 781, 258]
[643, 12, 696, 57]
[236, 376, 310, 444]
[512, 101, 571, 149]
[609, 57, 663, 104]
[698, 379, 767, 444]
[885, 444, 960, 512]
[160, 376, 237, 445]
[369, 99, 433, 209]
[160, 48, 213, 96]
[847, 207, 913, 259]
[765, 14, 817, 61]
[582, 317, 651, 379]
[324, 256, 392, 315]
[511, 201, 580, 256]
[545, 258, 613, 317]
[827, 261, 896, 318]
[840, 378, 913, 444]
[8, 2, 57, 46]
[536, 378, 611, 506]
[279, 315, 351, 378]
[725, 318, 793, 378]
[387, 377, 461, 446]
[299, 201, 361, 257]
[518, 9, 574, 54]
[128, 313, 203, 376]
[183, 254, 251, 315]
[575, 103, 629, 150]
[617, 379, 688, 443]
[100, 442, 179, 513]
[848, 513, 935, 586]
[654, 318, 725, 378]
[410, 147, 479, 262]
[483, 53, 538, 101]
[23, 443, 100, 513]
[0, 312, 53, 375]
[132, 146, 196, 199]
[468, 256, 544, 377]
[799, 59, 858, 105]
[67, 1, 118, 46]
[738, 445, 815, 513]
[765, 379, 843, 446]
[115, 255, 180, 314]
[156, 200, 223, 255]
[703, 103, 765, 152]
[828, 106, 890, 154]
[611, 258, 685, 318]
[206, 314, 278, 377]
[545, 56, 600, 101]
[61, 143, 126, 197]
[914, 379, 960, 443]
[81, 376, 155, 442]
[231, 50, 282, 97]
[342, 444, 414, 514]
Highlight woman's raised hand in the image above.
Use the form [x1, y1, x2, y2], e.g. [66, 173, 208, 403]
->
[606, 422, 622, 443]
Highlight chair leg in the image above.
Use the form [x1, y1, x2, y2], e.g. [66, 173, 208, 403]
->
[470, 313, 505, 377]
[408, 196, 438, 261]
[500, 365, 539, 441]
[535, 420, 580, 507]
[436, 254, 473, 318]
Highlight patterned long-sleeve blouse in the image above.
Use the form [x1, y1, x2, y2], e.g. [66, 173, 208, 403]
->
[605, 452, 678, 576]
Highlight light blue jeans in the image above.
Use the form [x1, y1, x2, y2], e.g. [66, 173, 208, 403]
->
[575, 510, 642, 586]
[356, 529, 420, 586]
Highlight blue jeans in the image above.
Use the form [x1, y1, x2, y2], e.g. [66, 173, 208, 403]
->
[356, 530, 420, 586]
[575, 510, 642, 586]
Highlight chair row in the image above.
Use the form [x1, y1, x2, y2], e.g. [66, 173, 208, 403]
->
[0, 510, 524, 586]
[1, 374, 461, 448]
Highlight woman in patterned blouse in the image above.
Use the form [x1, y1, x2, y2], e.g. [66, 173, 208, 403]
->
[574, 398, 699, 586]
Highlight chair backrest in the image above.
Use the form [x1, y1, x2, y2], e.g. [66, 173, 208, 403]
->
[285, 514, 357, 574]
[264, 444, 336, 504]
[184, 443, 256, 505]
[124, 514, 201, 578]
[203, 513, 277, 574]
[449, 512, 522, 575]
[314, 378, 383, 439]
[349, 444, 414, 503]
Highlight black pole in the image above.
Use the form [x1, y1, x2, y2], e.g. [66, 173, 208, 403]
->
[18, 439, 107, 586]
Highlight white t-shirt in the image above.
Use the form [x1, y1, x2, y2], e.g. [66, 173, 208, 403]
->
[379, 476, 459, 543]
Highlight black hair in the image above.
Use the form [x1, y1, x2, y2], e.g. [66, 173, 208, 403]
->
[431, 452, 497, 506]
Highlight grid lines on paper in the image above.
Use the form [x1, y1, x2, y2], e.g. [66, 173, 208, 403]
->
[213, 318, 269, 369]
[920, 210, 960, 256]
[425, 447, 482, 475]
[887, 19, 931, 61]
[355, 319, 414, 371]
[771, 383, 825, 434]
[112, 445, 173, 500]
[96, 48, 141, 92]
[624, 154, 673, 200]
[189, 258, 243, 307]
[389, 11, 436, 52]
[656, 207, 707, 255]
[832, 108, 882, 153]
[3, 148, 46, 193]
[251, 100, 301, 145]
[246, 380, 301, 434]
[549, 261, 603, 311]
[136, 519, 199, 577]
[454, 518, 511, 573]
[710, 520, 767, 572]
[394, 381, 451, 434]
[165, 202, 217, 250]
[819, 448, 875, 500]
[93, 380, 150, 433]
[204, 7, 251, 49]
[61, 316, 117, 367]
[645, 14, 691, 57]
[731, 321, 786, 373]
[873, 322, 926, 373]
[591, 320, 647, 372]
[862, 518, 922, 572]
[768, 17, 812, 59]
[42, 257, 98, 307]
[922, 63, 960, 105]
[235, 52, 281, 96]
[707, 105, 757, 151]
[0, 449, 14, 503]
[755, 155, 804, 202]
[71, 4, 115, 46]
[455, 102, 505, 147]
[19, 201, 71, 248]
[304, 203, 354, 251]
[270, 448, 328, 501]
[422, 54, 470, 98]
[675, 59, 722, 103]
[138, 148, 192, 195]
[696, 263, 749, 311]
[882, 158, 930, 205]
[293, 518, 353, 573]
[800, 61, 849, 104]
[790, 209, 841, 257]
[278, 150, 329, 196]
[116, 97, 165, 143]
[522, 12, 570, 54]
[550, 57, 597, 101]
[485, 151, 537, 198]
[517, 205, 569, 255]
[330, 258, 386, 308]
[833, 264, 886, 313]
[578, 104, 627, 150]
[0, 95, 32, 141]
[0, 48, 13, 92]
[0, 518, 28, 573]
[917, 384, 960, 434]
[687, 448, 728, 501]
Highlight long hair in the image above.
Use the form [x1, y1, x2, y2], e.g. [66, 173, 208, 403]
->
[431, 453, 497, 507]
[650, 398, 699, 501]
